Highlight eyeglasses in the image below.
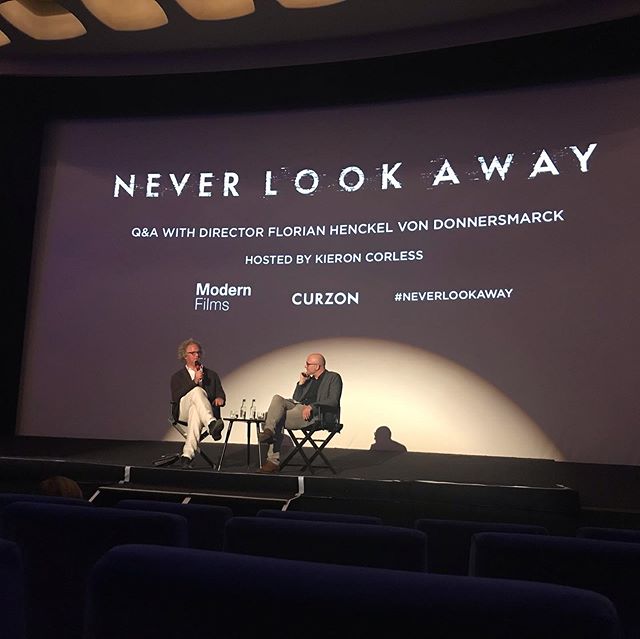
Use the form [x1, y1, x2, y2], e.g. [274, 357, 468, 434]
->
[187, 350, 202, 355]
[305, 362, 320, 366]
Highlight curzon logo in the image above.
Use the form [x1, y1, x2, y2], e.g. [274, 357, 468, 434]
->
[291, 291, 360, 306]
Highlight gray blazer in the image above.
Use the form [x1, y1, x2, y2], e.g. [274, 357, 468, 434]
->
[292, 370, 342, 426]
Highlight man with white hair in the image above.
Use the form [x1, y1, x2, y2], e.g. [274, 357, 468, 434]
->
[170, 338, 226, 469]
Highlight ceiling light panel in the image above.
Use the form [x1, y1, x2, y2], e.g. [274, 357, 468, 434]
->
[80, 0, 168, 31]
[276, 0, 345, 8]
[175, 0, 255, 21]
[0, 0, 86, 40]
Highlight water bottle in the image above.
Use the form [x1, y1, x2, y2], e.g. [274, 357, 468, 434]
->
[249, 399, 256, 418]
[239, 398, 246, 419]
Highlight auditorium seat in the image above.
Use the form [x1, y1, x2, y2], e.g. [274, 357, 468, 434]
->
[116, 499, 232, 550]
[0, 493, 88, 507]
[225, 516, 426, 571]
[470, 532, 640, 638]
[414, 517, 547, 574]
[257, 508, 382, 525]
[85, 544, 622, 639]
[2, 502, 189, 639]
[0, 538, 25, 639]
[0, 493, 91, 533]
[577, 526, 640, 544]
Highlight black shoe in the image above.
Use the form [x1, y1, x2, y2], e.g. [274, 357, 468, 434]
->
[209, 419, 225, 441]
[177, 456, 192, 469]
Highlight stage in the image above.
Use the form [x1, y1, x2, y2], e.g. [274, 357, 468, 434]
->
[2, 436, 640, 535]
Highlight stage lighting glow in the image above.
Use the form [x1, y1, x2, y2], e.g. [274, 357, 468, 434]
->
[164, 338, 563, 461]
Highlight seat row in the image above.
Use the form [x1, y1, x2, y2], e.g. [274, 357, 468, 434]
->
[0, 492, 639, 638]
[87, 544, 620, 639]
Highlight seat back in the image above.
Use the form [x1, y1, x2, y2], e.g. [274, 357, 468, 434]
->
[577, 526, 640, 543]
[168, 400, 189, 438]
[116, 499, 232, 550]
[224, 516, 426, 571]
[257, 508, 382, 525]
[415, 517, 547, 574]
[86, 544, 622, 639]
[0, 493, 89, 508]
[169, 400, 180, 424]
[3, 502, 189, 639]
[0, 493, 91, 533]
[0, 538, 26, 639]
[314, 403, 341, 428]
[470, 532, 640, 638]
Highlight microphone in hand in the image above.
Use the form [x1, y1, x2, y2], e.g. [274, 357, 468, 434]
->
[195, 360, 204, 384]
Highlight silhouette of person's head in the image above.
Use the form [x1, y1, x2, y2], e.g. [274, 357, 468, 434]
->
[39, 475, 84, 499]
[370, 426, 407, 453]
[374, 426, 392, 442]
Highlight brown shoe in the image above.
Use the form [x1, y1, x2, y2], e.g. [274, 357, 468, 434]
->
[257, 427, 275, 443]
[259, 460, 280, 473]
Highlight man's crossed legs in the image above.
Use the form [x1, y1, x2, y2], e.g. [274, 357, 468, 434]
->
[258, 394, 309, 472]
[177, 386, 224, 468]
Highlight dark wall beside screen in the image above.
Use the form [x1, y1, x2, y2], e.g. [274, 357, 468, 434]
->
[2, 16, 639, 462]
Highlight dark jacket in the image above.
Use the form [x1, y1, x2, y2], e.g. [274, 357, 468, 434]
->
[292, 370, 342, 426]
[170, 366, 226, 422]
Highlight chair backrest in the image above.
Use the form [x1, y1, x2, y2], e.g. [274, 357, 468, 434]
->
[167, 401, 179, 424]
[86, 544, 622, 639]
[415, 517, 547, 575]
[3, 502, 189, 639]
[0, 493, 88, 508]
[257, 508, 382, 525]
[577, 526, 640, 544]
[0, 493, 91, 533]
[116, 499, 233, 550]
[314, 402, 341, 428]
[0, 538, 26, 639]
[470, 532, 640, 638]
[224, 516, 426, 571]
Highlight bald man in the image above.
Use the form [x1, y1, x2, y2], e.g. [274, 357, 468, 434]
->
[258, 353, 342, 473]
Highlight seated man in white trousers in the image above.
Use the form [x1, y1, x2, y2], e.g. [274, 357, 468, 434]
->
[257, 352, 342, 473]
[170, 338, 226, 469]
